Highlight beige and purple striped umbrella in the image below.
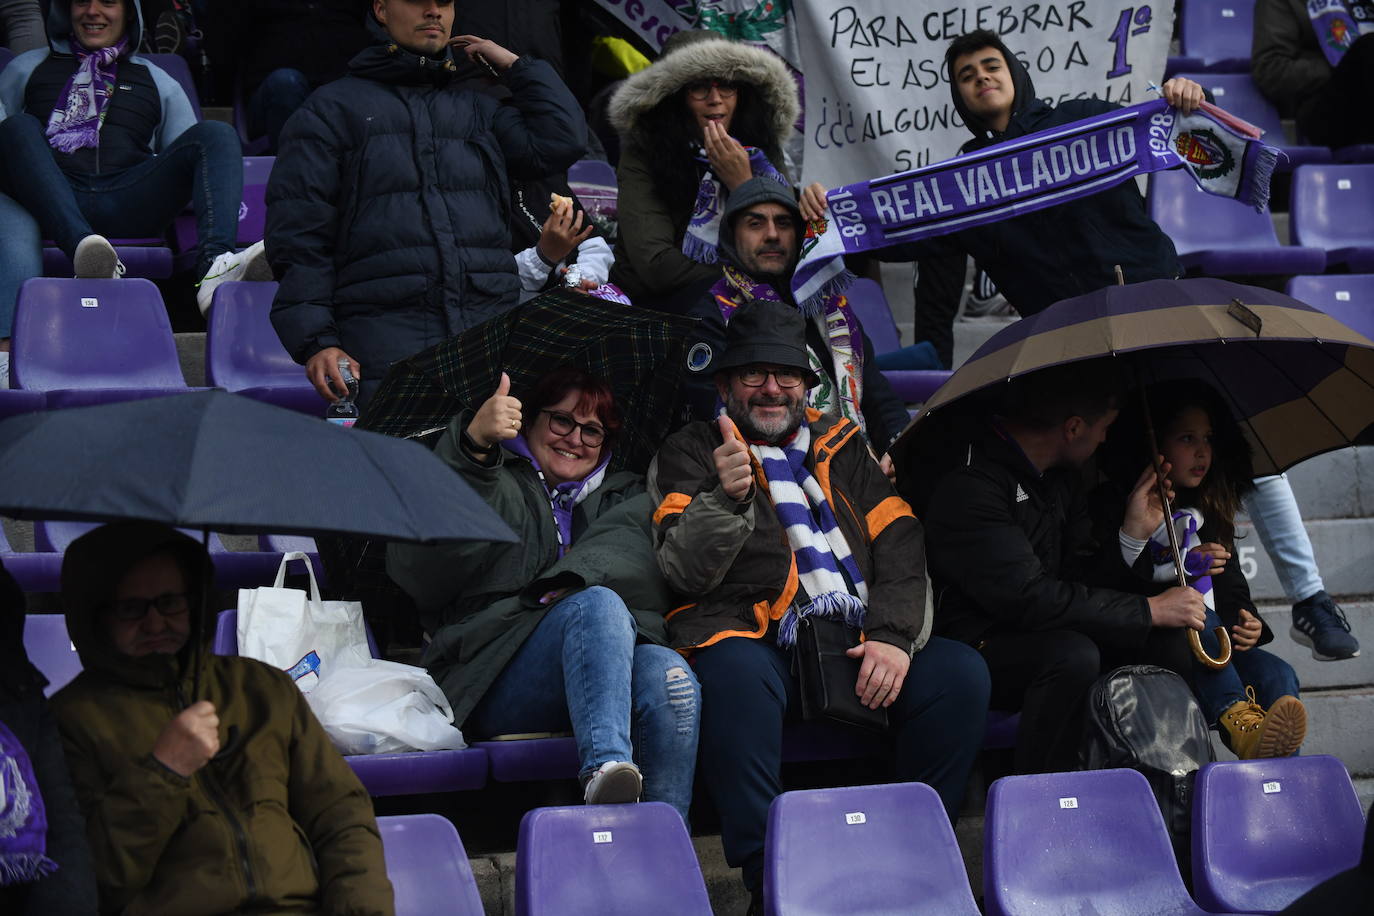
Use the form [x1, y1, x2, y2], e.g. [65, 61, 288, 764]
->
[893, 277, 1374, 476]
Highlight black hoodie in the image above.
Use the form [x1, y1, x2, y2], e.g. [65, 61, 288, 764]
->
[909, 35, 1181, 316]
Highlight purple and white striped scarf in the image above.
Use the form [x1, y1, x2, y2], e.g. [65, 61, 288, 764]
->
[1147, 508, 1214, 610]
[682, 145, 790, 265]
[791, 97, 1278, 307]
[746, 421, 867, 647]
[46, 35, 128, 154]
[1308, 0, 1367, 67]
[0, 720, 57, 886]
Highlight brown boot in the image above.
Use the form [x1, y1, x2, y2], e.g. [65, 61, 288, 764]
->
[1219, 687, 1307, 759]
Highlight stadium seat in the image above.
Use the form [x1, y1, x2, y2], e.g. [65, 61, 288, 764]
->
[256, 533, 326, 585]
[1192, 756, 1366, 914]
[35, 521, 281, 590]
[41, 239, 174, 280]
[568, 158, 618, 221]
[516, 802, 712, 916]
[0, 389, 48, 420]
[0, 524, 62, 593]
[215, 608, 488, 796]
[377, 814, 484, 916]
[10, 278, 201, 406]
[984, 768, 1247, 916]
[843, 277, 953, 403]
[1175, 73, 1331, 170]
[1285, 274, 1374, 340]
[1289, 164, 1374, 271]
[174, 157, 274, 255]
[205, 281, 324, 416]
[22, 613, 82, 696]
[1174, 1, 1254, 73]
[1149, 170, 1327, 276]
[765, 782, 979, 916]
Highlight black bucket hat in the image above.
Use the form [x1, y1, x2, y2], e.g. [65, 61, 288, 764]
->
[703, 298, 820, 387]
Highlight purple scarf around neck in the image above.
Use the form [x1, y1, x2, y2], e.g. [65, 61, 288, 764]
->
[46, 35, 128, 154]
[504, 435, 612, 556]
[682, 144, 791, 265]
[1308, 0, 1366, 67]
[0, 720, 58, 887]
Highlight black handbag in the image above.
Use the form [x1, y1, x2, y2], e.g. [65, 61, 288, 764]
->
[793, 616, 888, 732]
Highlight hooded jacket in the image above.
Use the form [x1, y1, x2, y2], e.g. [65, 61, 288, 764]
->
[909, 34, 1181, 316]
[1251, 0, 1345, 118]
[684, 178, 910, 452]
[606, 38, 798, 307]
[0, 1, 198, 176]
[49, 523, 392, 916]
[386, 410, 675, 728]
[265, 35, 587, 404]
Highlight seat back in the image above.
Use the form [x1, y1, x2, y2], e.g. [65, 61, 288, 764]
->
[23, 613, 83, 697]
[1193, 756, 1366, 914]
[1149, 170, 1282, 255]
[984, 769, 1198, 916]
[1286, 274, 1374, 341]
[238, 156, 275, 244]
[1177, 1, 1255, 71]
[568, 159, 618, 220]
[34, 520, 225, 554]
[205, 281, 306, 388]
[516, 802, 712, 916]
[145, 53, 203, 121]
[1290, 164, 1374, 251]
[377, 814, 485, 916]
[765, 782, 979, 916]
[1177, 72, 1284, 138]
[11, 278, 187, 391]
[843, 278, 901, 354]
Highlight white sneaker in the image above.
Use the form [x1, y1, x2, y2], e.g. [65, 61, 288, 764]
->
[73, 234, 125, 279]
[196, 240, 271, 315]
[582, 760, 642, 805]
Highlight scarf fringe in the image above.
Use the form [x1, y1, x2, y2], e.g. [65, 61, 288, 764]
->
[1245, 145, 1279, 212]
[777, 591, 868, 648]
[682, 233, 721, 265]
[0, 853, 58, 887]
[798, 269, 856, 317]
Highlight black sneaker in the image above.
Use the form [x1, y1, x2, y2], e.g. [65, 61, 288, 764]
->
[1291, 590, 1360, 661]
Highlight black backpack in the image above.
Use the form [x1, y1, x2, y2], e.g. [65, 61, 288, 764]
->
[1081, 665, 1215, 877]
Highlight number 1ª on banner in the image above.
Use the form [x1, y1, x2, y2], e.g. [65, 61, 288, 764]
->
[1107, 5, 1154, 79]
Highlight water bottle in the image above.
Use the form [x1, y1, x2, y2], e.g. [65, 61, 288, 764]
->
[327, 358, 359, 428]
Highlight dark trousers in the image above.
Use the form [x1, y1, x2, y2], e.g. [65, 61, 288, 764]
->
[981, 626, 1192, 775]
[692, 635, 990, 892]
[1299, 33, 1374, 148]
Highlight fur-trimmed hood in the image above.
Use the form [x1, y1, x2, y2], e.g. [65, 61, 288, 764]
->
[608, 38, 797, 148]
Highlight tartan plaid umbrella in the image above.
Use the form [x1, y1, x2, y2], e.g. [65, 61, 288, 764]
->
[359, 288, 701, 475]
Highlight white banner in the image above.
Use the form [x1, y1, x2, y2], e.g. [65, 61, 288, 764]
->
[795, 1, 1175, 188]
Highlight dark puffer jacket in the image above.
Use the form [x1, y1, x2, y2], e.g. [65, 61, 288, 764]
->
[266, 41, 586, 401]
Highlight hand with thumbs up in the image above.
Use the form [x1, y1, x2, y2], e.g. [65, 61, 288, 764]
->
[713, 415, 753, 502]
[467, 372, 523, 449]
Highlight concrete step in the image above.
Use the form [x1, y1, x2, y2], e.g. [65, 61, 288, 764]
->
[1278, 446, 1374, 520]
[1211, 685, 1374, 776]
[1253, 602, 1373, 691]
[1234, 517, 1374, 601]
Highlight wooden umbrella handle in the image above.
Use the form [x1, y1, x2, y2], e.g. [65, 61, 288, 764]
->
[1189, 626, 1232, 670]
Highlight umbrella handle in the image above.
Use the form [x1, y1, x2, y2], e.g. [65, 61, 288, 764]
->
[1189, 626, 1232, 670]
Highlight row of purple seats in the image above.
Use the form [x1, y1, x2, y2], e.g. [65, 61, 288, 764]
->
[1289, 165, 1374, 271]
[1169, 1, 1253, 75]
[378, 814, 484, 916]
[1287, 274, 1374, 340]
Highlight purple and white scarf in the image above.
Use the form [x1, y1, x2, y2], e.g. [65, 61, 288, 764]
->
[45, 35, 128, 154]
[791, 97, 1279, 307]
[0, 721, 57, 887]
[682, 145, 791, 265]
[504, 435, 611, 556]
[1308, 0, 1368, 67]
[1145, 508, 1215, 610]
[746, 421, 868, 647]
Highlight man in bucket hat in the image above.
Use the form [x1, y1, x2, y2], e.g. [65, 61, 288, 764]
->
[649, 299, 990, 912]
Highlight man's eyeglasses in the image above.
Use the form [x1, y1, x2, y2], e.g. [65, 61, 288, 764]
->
[685, 79, 739, 100]
[736, 367, 806, 389]
[103, 592, 191, 623]
[541, 410, 607, 446]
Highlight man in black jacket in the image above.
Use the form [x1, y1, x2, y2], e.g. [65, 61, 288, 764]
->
[914, 364, 1207, 774]
[265, 0, 587, 407]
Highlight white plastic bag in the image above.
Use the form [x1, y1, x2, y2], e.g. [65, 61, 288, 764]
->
[304, 658, 467, 754]
[237, 552, 372, 694]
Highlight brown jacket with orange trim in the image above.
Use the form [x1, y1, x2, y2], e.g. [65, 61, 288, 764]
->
[648, 409, 930, 654]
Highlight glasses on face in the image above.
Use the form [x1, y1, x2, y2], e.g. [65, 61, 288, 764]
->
[103, 592, 191, 623]
[736, 366, 806, 389]
[541, 409, 607, 446]
[686, 79, 739, 100]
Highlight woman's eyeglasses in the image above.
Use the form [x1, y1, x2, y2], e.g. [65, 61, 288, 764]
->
[685, 80, 739, 100]
[541, 410, 607, 446]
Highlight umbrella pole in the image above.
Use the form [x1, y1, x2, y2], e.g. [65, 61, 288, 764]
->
[1139, 386, 1232, 670]
[193, 526, 209, 701]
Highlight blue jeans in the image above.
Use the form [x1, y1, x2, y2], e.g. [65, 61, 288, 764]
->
[691, 635, 990, 892]
[1243, 475, 1324, 603]
[247, 67, 313, 154]
[1192, 606, 1301, 723]
[465, 586, 700, 821]
[0, 113, 243, 277]
[0, 192, 41, 338]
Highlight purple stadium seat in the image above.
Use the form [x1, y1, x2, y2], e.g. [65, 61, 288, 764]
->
[567, 159, 618, 220]
[1193, 756, 1366, 914]
[1149, 170, 1327, 276]
[22, 613, 82, 696]
[215, 608, 488, 796]
[1335, 144, 1374, 164]
[0, 524, 62, 593]
[474, 736, 580, 782]
[206, 281, 324, 416]
[36, 520, 281, 589]
[516, 802, 712, 916]
[11, 278, 197, 406]
[841, 278, 954, 403]
[1289, 164, 1374, 271]
[0, 389, 47, 419]
[256, 533, 327, 585]
[1176, 1, 1254, 73]
[377, 814, 484, 916]
[1177, 73, 1331, 170]
[985, 768, 1251, 916]
[41, 241, 174, 280]
[1286, 274, 1374, 341]
[765, 782, 979, 916]
[173, 157, 273, 254]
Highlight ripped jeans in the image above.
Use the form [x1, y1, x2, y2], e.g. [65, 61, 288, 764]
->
[466, 586, 700, 821]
